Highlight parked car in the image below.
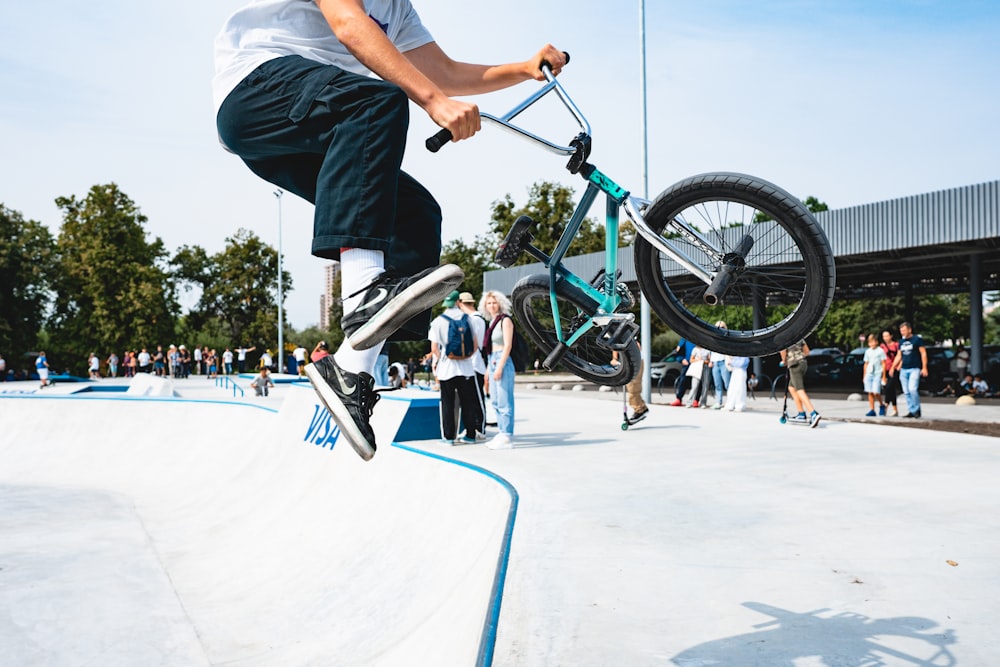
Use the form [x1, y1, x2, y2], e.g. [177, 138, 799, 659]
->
[827, 352, 865, 387]
[809, 347, 844, 358]
[923, 346, 956, 392]
[649, 350, 686, 386]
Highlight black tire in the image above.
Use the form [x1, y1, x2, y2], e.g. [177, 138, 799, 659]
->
[634, 172, 836, 357]
[511, 274, 640, 386]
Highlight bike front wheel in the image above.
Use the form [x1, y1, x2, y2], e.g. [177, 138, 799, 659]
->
[511, 274, 640, 387]
[634, 173, 836, 357]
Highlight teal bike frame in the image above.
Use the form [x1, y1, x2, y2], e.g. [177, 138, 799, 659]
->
[433, 62, 720, 353]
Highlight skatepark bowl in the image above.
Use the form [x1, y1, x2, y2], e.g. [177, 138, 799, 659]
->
[2, 374, 1000, 666]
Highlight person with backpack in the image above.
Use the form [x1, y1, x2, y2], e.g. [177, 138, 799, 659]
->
[429, 290, 486, 444]
[479, 290, 518, 449]
[457, 292, 489, 433]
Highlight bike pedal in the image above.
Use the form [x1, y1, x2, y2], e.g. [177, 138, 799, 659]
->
[495, 215, 536, 268]
[595, 319, 639, 351]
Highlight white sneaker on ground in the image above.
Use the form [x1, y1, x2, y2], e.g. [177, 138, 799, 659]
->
[487, 433, 513, 450]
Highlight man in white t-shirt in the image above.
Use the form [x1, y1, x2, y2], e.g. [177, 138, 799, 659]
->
[292, 344, 307, 376]
[430, 290, 485, 444]
[213, 0, 565, 461]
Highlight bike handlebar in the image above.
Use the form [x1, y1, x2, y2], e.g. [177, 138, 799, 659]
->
[425, 52, 570, 153]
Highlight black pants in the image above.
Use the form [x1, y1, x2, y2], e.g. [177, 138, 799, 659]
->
[439, 375, 482, 440]
[217, 55, 443, 338]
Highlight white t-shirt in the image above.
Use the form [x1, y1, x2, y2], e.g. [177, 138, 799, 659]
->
[293, 346, 307, 362]
[429, 307, 484, 381]
[212, 0, 434, 114]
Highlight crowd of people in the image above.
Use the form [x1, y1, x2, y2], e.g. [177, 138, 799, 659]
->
[76, 344, 267, 380]
[665, 326, 755, 417]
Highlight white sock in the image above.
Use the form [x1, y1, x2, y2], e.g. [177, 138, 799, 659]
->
[334, 340, 384, 377]
[340, 248, 385, 314]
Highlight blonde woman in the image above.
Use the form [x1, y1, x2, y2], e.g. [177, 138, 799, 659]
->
[479, 291, 516, 449]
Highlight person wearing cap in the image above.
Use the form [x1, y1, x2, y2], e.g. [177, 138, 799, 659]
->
[457, 291, 488, 434]
[429, 290, 486, 444]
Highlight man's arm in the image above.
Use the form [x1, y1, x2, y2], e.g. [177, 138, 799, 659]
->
[314, 0, 479, 140]
[919, 345, 929, 376]
[313, 0, 566, 141]
[404, 41, 566, 96]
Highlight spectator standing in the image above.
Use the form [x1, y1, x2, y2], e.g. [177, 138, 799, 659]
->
[892, 321, 928, 418]
[293, 344, 307, 377]
[236, 344, 255, 373]
[862, 333, 887, 417]
[430, 290, 485, 444]
[668, 337, 697, 406]
[193, 346, 203, 375]
[880, 329, 901, 416]
[953, 344, 970, 377]
[373, 347, 391, 387]
[207, 349, 219, 378]
[724, 356, 749, 411]
[480, 290, 518, 447]
[0, 353, 6, 381]
[35, 351, 50, 388]
[88, 352, 101, 379]
[153, 345, 166, 377]
[137, 348, 151, 374]
[259, 349, 273, 372]
[222, 347, 234, 375]
[780, 341, 821, 427]
[169, 345, 182, 378]
[106, 352, 119, 378]
[685, 344, 711, 408]
[458, 291, 488, 436]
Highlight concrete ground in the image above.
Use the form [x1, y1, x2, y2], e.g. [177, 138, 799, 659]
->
[1, 373, 998, 666]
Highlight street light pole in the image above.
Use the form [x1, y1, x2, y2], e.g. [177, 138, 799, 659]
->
[274, 189, 284, 374]
[639, 0, 652, 402]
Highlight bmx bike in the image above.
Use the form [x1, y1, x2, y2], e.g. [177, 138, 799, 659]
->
[428, 57, 836, 387]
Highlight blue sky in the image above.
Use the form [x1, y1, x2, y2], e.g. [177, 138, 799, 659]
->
[1, 1, 998, 329]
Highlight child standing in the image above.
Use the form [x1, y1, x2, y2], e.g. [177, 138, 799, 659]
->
[862, 333, 887, 416]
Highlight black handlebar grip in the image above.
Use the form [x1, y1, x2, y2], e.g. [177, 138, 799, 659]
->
[426, 128, 453, 152]
[540, 51, 570, 71]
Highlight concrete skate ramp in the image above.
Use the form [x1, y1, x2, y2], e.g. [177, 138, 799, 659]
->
[0, 387, 514, 666]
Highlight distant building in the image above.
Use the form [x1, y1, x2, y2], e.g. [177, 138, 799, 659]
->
[320, 262, 340, 330]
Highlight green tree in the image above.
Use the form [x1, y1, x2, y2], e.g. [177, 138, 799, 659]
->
[440, 234, 497, 301]
[48, 184, 178, 371]
[488, 181, 621, 266]
[754, 195, 829, 222]
[173, 228, 291, 350]
[0, 205, 55, 359]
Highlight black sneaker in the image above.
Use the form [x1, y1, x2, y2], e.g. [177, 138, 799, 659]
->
[342, 265, 464, 350]
[305, 355, 381, 461]
[627, 407, 649, 425]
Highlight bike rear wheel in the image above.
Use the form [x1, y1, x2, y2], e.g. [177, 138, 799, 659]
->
[634, 172, 835, 357]
[511, 274, 640, 386]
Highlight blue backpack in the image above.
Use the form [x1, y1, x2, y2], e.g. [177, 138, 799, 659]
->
[444, 314, 475, 359]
